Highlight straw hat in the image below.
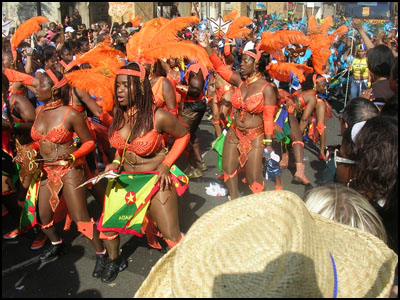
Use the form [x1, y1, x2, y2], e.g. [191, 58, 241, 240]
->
[134, 190, 397, 298]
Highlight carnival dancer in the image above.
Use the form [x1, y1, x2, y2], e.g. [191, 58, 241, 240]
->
[146, 60, 178, 118]
[199, 36, 277, 200]
[208, 40, 235, 137]
[99, 62, 190, 283]
[313, 74, 333, 160]
[13, 69, 106, 273]
[176, 59, 209, 178]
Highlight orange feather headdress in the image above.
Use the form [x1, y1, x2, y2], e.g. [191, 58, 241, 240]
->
[307, 16, 348, 74]
[126, 16, 212, 68]
[129, 14, 142, 28]
[259, 30, 310, 62]
[10, 16, 49, 60]
[65, 45, 125, 112]
[226, 16, 253, 39]
[223, 11, 238, 22]
[266, 62, 314, 83]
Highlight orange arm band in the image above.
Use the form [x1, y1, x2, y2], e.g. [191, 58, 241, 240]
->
[224, 43, 231, 57]
[72, 140, 95, 160]
[4, 68, 34, 86]
[168, 108, 178, 117]
[162, 133, 190, 168]
[263, 105, 277, 136]
[99, 111, 113, 127]
[209, 53, 233, 83]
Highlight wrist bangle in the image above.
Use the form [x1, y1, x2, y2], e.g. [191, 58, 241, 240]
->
[14, 122, 20, 129]
[112, 159, 121, 166]
[70, 154, 76, 167]
[263, 139, 273, 144]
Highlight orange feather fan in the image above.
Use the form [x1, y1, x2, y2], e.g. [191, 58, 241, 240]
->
[129, 14, 142, 28]
[223, 10, 238, 22]
[66, 66, 116, 112]
[320, 16, 334, 35]
[260, 31, 310, 61]
[307, 16, 319, 34]
[126, 18, 168, 61]
[327, 25, 348, 44]
[144, 41, 212, 69]
[226, 16, 253, 39]
[68, 44, 125, 71]
[11, 16, 49, 60]
[267, 62, 314, 83]
[152, 16, 199, 46]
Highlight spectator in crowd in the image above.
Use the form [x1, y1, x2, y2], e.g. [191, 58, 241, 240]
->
[134, 190, 397, 298]
[304, 184, 387, 243]
[71, 8, 82, 31]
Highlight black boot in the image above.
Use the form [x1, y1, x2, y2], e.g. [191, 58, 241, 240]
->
[39, 242, 64, 262]
[101, 256, 128, 283]
[92, 252, 108, 278]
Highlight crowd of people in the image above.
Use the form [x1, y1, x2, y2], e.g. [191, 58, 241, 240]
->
[2, 7, 398, 296]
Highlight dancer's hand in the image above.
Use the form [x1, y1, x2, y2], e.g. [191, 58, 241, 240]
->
[156, 163, 171, 191]
[105, 162, 119, 172]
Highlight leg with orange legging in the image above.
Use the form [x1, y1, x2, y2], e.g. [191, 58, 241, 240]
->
[288, 113, 312, 186]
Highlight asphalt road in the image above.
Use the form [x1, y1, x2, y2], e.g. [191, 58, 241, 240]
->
[2, 100, 343, 298]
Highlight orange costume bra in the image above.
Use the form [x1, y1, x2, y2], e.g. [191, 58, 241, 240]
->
[109, 106, 164, 157]
[232, 82, 270, 120]
[291, 90, 316, 110]
[31, 106, 74, 144]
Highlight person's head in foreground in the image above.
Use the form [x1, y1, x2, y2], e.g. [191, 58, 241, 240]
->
[134, 190, 397, 298]
[304, 184, 387, 243]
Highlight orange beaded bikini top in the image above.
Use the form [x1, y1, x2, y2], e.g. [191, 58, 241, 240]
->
[109, 106, 164, 157]
[31, 106, 74, 144]
[232, 82, 270, 119]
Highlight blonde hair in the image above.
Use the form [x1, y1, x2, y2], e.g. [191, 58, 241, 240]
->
[304, 184, 387, 243]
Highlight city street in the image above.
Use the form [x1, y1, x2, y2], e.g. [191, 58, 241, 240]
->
[2, 100, 343, 298]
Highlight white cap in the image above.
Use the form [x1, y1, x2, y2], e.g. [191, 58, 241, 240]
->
[65, 26, 75, 33]
[243, 41, 255, 52]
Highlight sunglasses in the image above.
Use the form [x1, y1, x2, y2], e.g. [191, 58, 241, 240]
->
[333, 149, 356, 168]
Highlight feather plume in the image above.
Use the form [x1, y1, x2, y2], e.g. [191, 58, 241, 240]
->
[267, 62, 314, 83]
[308, 16, 319, 33]
[66, 67, 116, 112]
[126, 18, 168, 61]
[327, 25, 348, 44]
[226, 16, 253, 39]
[68, 44, 124, 71]
[223, 11, 238, 22]
[129, 14, 142, 27]
[11, 16, 49, 60]
[260, 30, 310, 61]
[144, 41, 212, 69]
[151, 16, 199, 47]
[320, 16, 333, 34]
[226, 28, 251, 39]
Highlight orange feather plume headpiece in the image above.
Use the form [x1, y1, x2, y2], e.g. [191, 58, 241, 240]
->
[223, 11, 238, 22]
[306, 16, 348, 74]
[266, 62, 314, 83]
[11, 16, 49, 61]
[126, 16, 212, 68]
[259, 30, 310, 62]
[65, 45, 125, 112]
[226, 16, 253, 39]
[129, 14, 142, 28]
